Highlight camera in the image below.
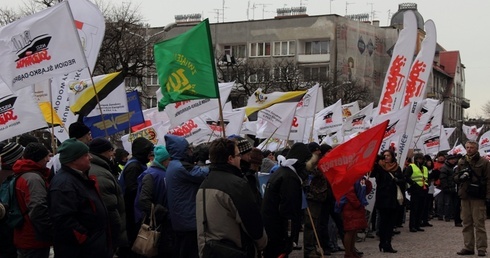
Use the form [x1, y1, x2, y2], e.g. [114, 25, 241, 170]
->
[459, 168, 472, 181]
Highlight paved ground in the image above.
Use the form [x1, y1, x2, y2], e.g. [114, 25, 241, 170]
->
[290, 218, 490, 258]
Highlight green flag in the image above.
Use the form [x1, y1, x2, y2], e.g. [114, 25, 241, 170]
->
[154, 19, 219, 111]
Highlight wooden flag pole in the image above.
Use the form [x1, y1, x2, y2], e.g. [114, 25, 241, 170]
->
[260, 127, 279, 151]
[217, 97, 226, 138]
[48, 79, 58, 154]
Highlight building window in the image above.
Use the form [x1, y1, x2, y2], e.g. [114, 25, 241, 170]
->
[250, 42, 271, 57]
[249, 69, 270, 83]
[147, 74, 159, 86]
[224, 45, 246, 58]
[273, 41, 295, 56]
[305, 41, 330, 54]
[303, 66, 329, 82]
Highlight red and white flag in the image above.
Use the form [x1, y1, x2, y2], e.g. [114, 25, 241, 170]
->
[315, 99, 343, 134]
[479, 130, 490, 158]
[318, 120, 388, 201]
[0, 2, 87, 91]
[463, 124, 484, 141]
[377, 11, 417, 114]
[372, 104, 410, 152]
[342, 102, 373, 136]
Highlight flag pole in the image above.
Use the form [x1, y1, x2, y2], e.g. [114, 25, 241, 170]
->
[218, 97, 226, 138]
[260, 127, 279, 151]
[86, 67, 110, 139]
[48, 79, 58, 154]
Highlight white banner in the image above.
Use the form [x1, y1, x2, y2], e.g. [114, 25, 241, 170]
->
[372, 104, 410, 152]
[0, 2, 88, 90]
[342, 102, 373, 136]
[86, 81, 128, 117]
[377, 11, 417, 114]
[258, 102, 297, 128]
[296, 83, 319, 118]
[315, 99, 343, 134]
[167, 117, 211, 145]
[341, 101, 360, 119]
[121, 121, 169, 153]
[479, 130, 490, 158]
[463, 124, 483, 141]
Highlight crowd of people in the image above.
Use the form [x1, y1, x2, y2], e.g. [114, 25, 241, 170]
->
[1, 122, 490, 258]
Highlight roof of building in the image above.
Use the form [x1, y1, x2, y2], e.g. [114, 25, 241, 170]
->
[390, 3, 425, 30]
[439, 51, 460, 77]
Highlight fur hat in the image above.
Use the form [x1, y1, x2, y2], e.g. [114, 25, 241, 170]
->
[68, 122, 91, 139]
[23, 143, 49, 162]
[0, 143, 24, 166]
[249, 148, 263, 165]
[89, 137, 113, 154]
[58, 139, 89, 164]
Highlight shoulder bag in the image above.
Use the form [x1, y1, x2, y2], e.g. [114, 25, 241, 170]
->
[132, 204, 161, 257]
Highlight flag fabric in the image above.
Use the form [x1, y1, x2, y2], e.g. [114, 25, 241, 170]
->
[154, 19, 219, 110]
[315, 99, 343, 135]
[86, 80, 128, 117]
[200, 108, 246, 142]
[258, 102, 297, 128]
[167, 117, 211, 145]
[479, 130, 490, 158]
[341, 101, 360, 119]
[372, 104, 410, 152]
[38, 102, 63, 126]
[83, 91, 144, 138]
[377, 11, 417, 114]
[163, 82, 233, 127]
[342, 102, 373, 136]
[318, 120, 389, 201]
[0, 83, 47, 142]
[69, 71, 125, 116]
[463, 124, 484, 141]
[245, 88, 306, 117]
[0, 2, 87, 91]
[445, 127, 456, 139]
[401, 20, 437, 107]
[295, 84, 319, 118]
[121, 121, 170, 153]
[448, 143, 466, 156]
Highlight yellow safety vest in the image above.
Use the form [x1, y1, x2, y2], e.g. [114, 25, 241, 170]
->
[410, 163, 428, 188]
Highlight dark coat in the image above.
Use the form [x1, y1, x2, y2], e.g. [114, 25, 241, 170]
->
[49, 165, 111, 258]
[439, 161, 457, 193]
[370, 163, 403, 209]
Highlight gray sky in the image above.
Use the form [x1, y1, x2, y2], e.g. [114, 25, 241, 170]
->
[1, 0, 488, 118]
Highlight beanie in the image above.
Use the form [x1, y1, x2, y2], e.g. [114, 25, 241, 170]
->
[115, 148, 129, 162]
[131, 137, 154, 158]
[236, 137, 253, 155]
[23, 143, 49, 162]
[287, 143, 311, 164]
[89, 137, 113, 154]
[0, 143, 24, 166]
[68, 122, 91, 139]
[307, 142, 321, 153]
[18, 134, 39, 147]
[58, 139, 89, 164]
[249, 148, 263, 165]
[154, 145, 170, 162]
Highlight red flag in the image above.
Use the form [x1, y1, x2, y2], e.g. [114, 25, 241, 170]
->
[318, 120, 389, 201]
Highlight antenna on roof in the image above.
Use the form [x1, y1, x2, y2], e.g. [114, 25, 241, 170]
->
[345, 1, 355, 15]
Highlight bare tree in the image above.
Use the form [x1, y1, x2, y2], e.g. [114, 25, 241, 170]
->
[482, 101, 490, 118]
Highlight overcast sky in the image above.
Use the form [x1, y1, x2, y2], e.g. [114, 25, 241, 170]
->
[1, 0, 488, 118]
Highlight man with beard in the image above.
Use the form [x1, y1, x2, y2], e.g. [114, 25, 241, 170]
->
[261, 142, 312, 258]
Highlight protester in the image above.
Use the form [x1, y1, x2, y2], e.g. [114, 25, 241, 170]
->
[12, 143, 52, 258]
[422, 154, 435, 227]
[404, 153, 429, 232]
[261, 150, 276, 174]
[88, 138, 128, 254]
[118, 137, 154, 257]
[114, 148, 130, 173]
[0, 142, 24, 258]
[135, 145, 173, 256]
[438, 154, 460, 222]
[164, 134, 209, 258]
[17, 133, 39, 147]
[196, 138, 267, 257]
[247, 148, 265, 206]
[336, 177, 372, 258]
[49, 139, 111, 257]
[304, 143, 331, 257]
[454, 141, 490, 257]
[262, 142, 311, 258]
[370, 149, 402, 253]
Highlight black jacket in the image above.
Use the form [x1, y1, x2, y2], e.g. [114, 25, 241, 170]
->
[371, 163, 403, 209]
[49, 165, 111, 258]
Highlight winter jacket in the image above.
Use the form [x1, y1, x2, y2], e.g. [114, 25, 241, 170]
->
[135, 164, 169, 223]
[12, 159, 52, 249]
[164, 134, 209, 232]
[338, 178, 372, 231]
[88, 153, 128, 249]
[196, 163, 267, 257]
[454, 153, 490, 200]
[49, 165, 111, 258]
[439, 161, 457, 193]
[370, 163, 402, 209]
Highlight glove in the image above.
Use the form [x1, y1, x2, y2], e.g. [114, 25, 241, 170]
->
[459, 172, 470, 181]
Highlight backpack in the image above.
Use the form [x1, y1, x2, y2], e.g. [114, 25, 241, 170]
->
[0, 173, 27, 229]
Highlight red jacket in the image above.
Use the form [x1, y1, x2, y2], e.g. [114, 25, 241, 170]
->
[12, 159, 52, 249]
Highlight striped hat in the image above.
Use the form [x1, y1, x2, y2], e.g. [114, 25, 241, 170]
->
[0, 142, 24, 166]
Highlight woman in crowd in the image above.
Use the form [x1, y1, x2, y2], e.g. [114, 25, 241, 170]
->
[370, 149, 402, 253]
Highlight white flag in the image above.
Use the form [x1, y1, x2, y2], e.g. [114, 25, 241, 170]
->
[479, 130, 490, 158]
[296, 83, 319, 118]
[341, 101, 360, 119]
[315, 99, 343, 134]
[463, 124, 483, 141]
[342, 103, 373, 136]
[0, 2, 87, 90]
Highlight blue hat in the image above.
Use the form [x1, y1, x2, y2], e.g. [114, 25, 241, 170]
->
[154, 145, 170, 162]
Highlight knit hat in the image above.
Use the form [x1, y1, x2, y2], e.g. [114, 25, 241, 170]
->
[23, 143, 49, 162]
[154, 145, 170, 162]
[115, 148, 129, 162]
[89, 137, 113, 154]
[446, 154, 461, 160]
[131, 137, 154, 159]
[307, 142, 321, 153]
[18, 134, 39, 147]
[249, 148, 263, 165]
[68, 122, 91, 139]
[58, 139, 89, 164]
[320, 144, 333, 157]
[286, 143, 311, 165]
[0, 143, 24, 166]
[236, 137, 253, 155]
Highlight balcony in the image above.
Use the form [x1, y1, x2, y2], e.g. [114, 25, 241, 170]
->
[297, 53, 330, 63]
[461, 98, 470, 109]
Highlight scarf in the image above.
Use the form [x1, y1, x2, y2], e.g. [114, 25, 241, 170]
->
[378, 160, 399, 172]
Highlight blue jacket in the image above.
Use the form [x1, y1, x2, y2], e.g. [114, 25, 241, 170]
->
[164, 134, 209, 232]
[134, 165, 168, 223]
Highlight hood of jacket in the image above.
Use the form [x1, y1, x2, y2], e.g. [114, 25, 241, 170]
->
[165, 134, 189, 161]
[12, 159, 50, 178]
